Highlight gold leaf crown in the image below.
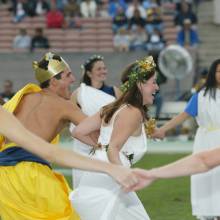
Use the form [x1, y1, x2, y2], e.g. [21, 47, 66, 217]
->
[33, 52, 70, 84]
[120, 56, 156, 93]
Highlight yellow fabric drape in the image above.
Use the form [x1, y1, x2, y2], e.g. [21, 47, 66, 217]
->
[0, 84, 79, 220]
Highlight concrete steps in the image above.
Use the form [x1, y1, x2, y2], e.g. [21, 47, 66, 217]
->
[197, 0, 220, 67]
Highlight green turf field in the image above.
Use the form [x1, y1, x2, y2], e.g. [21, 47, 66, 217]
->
[63, 153, 196, 220]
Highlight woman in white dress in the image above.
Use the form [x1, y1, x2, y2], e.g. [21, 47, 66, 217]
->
[152, 59, 220, 220]
[69, 56, 159, 220]
[70, 55, 121, 188]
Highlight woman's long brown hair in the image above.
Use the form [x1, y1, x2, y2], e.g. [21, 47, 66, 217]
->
[101, 62, 155, 124]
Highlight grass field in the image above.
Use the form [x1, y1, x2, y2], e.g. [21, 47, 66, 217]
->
[63, 153, 196, 220]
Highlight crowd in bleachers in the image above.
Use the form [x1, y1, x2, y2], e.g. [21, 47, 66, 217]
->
[0, 0, 201, 52]
[112, 0, 200, 52]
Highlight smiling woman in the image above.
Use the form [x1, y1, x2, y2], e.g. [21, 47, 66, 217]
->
[70, 54, 122, 188]
[69, 56, 159, 220]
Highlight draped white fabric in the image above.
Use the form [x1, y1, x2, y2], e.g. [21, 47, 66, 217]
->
[70, 91, 150, 219]
[191, 89, 220, 217]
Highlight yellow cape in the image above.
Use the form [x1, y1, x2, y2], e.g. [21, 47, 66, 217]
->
[0, 83, 79, 219]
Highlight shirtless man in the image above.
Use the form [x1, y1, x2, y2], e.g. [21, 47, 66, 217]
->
[0, 53, 138, 220]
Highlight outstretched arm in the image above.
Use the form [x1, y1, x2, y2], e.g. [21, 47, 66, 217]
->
[152, 112, 190, 139]
[0, 107, 139, 189]
[131, 147, 220, 191]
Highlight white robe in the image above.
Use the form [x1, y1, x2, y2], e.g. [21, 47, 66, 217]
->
[70, 105, 150, 220]
[70, 83, 115, 187]
[191, 89, 220, 217]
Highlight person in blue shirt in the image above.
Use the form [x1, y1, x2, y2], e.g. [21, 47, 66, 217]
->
[177, 19, 199, 48]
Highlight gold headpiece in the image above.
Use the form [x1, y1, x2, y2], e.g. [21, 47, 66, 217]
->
[33, 52, 70, 84]
[120, 56, 156, 93]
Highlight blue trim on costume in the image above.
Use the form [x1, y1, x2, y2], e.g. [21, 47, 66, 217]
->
[100, 85, 116, 97]
[0, 147, 51, 168]
[184, 93, 198, 117]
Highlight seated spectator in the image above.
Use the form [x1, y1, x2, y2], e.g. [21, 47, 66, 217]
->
[35, 0, 50, 16]
[13, 28, 31, 50]
[108, 0, 127, 18]
[31, 28, 50, 51]
[145, 4, 163, 34]
[46, 3, 65, 28]
[174, 1, 197, 29]
[63, 0, 82, 27]
[175, 0, 193, 12]
[64, 0, 80, 17]
[113, 27, 130, 52]
[65, 14, 82, 29]
[12, 0, 27, 23]
[97, 1, 109, 18]
[80, 0, 97, 18]
[126, 0, 146, 19]
[112, 6, 128, 34]
[177, 19, 199, 48]
[24, 0, 37, 17]
[146, 28, 165, 52]
[56, 0, 67, 12]
[0, 80, 15, 103]
[128, 8, 146, 30]
[130, 25, 147, 51]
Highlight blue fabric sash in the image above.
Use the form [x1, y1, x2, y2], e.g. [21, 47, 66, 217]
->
[100, 85, 115, 97]
[0, 146, 51, 168]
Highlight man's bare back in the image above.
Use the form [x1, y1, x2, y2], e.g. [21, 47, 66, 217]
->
[14, 90, 85, 143]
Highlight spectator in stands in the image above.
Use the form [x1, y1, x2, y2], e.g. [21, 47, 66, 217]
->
[24, 0, 37, 17]
[35, 0, 50, 16]
[126, 0, 146, 19]
[30, 28, 50, 51]
[46, 3, 65, 28]
[12, 0, 27, 23]
[63, 0, 82, 28]
[108, 0, 127, 18]
[112, 6, 128, 34]
[0, 80, 15, 103]
[145, 28, 166, 52]
[113, 27, 130, 52]
[174, 1, 197, 29]
[128, 8, 146, 30]
[175, 0, 193, 12]
[80, 0, 97, 18]
[177, 19, 199, 48]
[97, 1, 109, 18]
[13, 28, 31, 50]
[64, 0, 80, 18]
[56, 0, 67, 11]
[12, 0, 37, 19]
[130, 24, 147, 51]
[145, 4, 163, 34]
[65, 14, 82, 29]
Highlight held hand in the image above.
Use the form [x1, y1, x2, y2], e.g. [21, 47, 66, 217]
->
[109, 165, 139, 190]
[151, 127, 165, 139]
[123, 168, 156, 192]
